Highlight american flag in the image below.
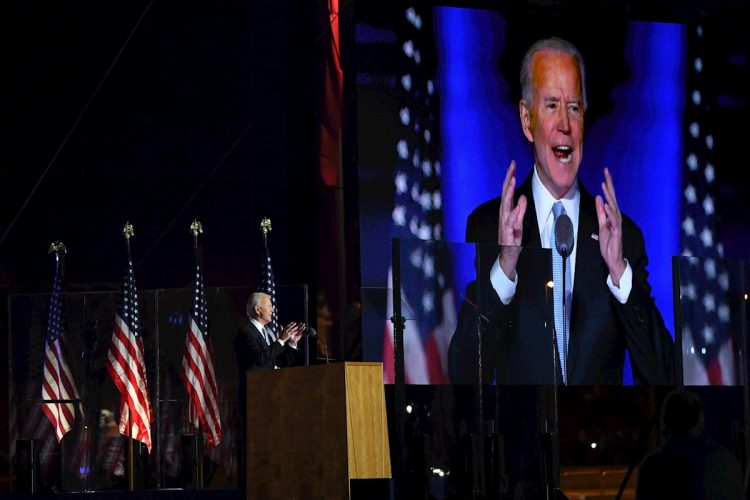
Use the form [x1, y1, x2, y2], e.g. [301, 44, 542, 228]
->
[41, 245, 81, 442]
[382, 5, 456, 384]
[181, 254, 222, 446]
[106, 252, 153, 452]
[19, 300, 58, 479]
[259, 229, 278, 333]
[680, 23, 735, 385]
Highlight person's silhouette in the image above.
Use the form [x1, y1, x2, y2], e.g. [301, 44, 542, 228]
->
[636, 389, 744, 499]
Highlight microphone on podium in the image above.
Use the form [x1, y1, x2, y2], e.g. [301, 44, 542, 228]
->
[554, 211, 574, 384]
[305, 327, 329, 364]
[554, 212, 574, 258]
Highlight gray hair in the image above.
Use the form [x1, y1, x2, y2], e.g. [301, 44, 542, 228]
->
[246, 292, 269, 318]
[520, 37, 588, 111]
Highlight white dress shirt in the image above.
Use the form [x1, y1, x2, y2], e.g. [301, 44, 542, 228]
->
[490, 166, 633, 304]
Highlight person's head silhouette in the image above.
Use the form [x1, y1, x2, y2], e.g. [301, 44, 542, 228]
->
[660, 389, 704, 438]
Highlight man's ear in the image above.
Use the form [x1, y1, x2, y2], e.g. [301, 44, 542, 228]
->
[519, 99, 534, 143]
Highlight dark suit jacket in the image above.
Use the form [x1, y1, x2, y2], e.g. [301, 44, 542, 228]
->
[234, 321, 298, 429]
[234, 322, 298, 374]
[448, 175, 674, 385]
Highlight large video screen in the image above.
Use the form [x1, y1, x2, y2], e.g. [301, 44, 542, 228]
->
[357, 4, 736, 385]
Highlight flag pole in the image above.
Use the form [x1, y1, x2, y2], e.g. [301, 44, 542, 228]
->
[259, 217, 277, 335]
[48, 241, 66, 279]
[122, 222, 135, 492]
[47, 242, 65, 477]
[189, 219, 205, 489]
[45, 241, 67, 493]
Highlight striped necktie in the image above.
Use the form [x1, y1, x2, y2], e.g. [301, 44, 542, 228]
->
[262, 327, 271, 346]
[550, 201, 572, 384]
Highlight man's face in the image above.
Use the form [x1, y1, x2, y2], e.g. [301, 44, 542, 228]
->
[519, 50, 584, 199]
[256, 295, 274, 326]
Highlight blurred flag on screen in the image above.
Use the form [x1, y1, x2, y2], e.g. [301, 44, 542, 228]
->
[382, 5, 456, 384]
[680, 23, 736, 385]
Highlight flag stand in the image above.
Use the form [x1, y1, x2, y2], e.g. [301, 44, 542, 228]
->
[126, 434, 133, 491]
[197, 433, 204, 489]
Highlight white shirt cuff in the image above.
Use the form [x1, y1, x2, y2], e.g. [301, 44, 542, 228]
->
[490, 257, 517, 305]
[607, 259, 632, 304]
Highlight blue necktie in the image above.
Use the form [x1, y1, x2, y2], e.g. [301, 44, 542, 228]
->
[550, 201, 572, 384]
[262, 327, 271, 346]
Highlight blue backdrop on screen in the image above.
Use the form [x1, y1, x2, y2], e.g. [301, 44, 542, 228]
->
[358, 6, 684, 385]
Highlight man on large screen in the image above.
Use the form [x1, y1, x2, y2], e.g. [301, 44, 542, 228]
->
[448, 37, 674, 385]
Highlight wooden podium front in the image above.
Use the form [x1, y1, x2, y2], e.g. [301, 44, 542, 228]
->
[246, 362, 391, 499]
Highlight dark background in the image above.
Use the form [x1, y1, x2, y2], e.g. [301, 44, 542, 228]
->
[2, 0, 318, 292]
[1, 0, 748, 491]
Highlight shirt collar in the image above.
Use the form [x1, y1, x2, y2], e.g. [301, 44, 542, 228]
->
[531, 164, 580, 231]
[249, 317, 266, 335]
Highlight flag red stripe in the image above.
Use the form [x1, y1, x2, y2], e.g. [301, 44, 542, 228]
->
[42, 355, 76, 427]
[182, 351, 221, 443]
[42, 339, 78, 441]
[183, 341, 221, 435]
[106, 316, 152, 451]
[108, 320, 151, 415]
[182, 319, 222, 445]
[107, 334, 151, 426]
[424, 334, 448, 384]
[186, 324, 220, 408]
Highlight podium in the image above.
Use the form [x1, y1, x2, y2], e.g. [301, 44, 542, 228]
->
[246, 362, 391, 498]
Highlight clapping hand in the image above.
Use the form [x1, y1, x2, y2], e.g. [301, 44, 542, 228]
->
[279, 322, 305, 344]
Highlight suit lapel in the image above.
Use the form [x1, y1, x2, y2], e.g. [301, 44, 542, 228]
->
[518, 177, 541, 248]
[250, 322, 269, 348]
[568, 186, 600, 380]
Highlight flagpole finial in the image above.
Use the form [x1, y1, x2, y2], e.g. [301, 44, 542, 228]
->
[260, 217, 272, 235]
[260, 217, 272, 245]
[191, 219, 203, 251]
[48, 241, 66, 255]
[123, 222, 135, 240]
[191, 219, 203, 237]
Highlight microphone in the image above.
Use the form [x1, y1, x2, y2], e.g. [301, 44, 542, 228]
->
[554, 212, 575, 258]
[311, 329, 330, 364]
[554, 211, 574, 386]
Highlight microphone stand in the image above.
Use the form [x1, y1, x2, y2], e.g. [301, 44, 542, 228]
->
[548, 211, 574, 499]
[562, 255, 568, 385]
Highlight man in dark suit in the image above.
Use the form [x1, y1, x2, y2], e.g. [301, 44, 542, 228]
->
[234, 291, 305, 492]
[448, 37, 674, 385]
[234, 291, 305, 373]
